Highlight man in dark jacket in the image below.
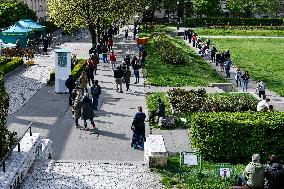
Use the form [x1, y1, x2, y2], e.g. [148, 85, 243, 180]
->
[81, 95, 96, 130]
[131, 106, 146, 149]
[266, 155, 284, 189]
[91, 80, 101, 111]
[65, 75, 76, 106]
[149, 97, 165, 125]
[114, 66, 124, 93]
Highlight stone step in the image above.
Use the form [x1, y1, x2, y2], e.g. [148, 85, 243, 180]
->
[20, 160, 163, 189]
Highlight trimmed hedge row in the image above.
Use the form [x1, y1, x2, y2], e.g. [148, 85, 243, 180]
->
[206, 25, 284, 30]
[154, 35, 187, 65]
[0, 58, 24, 75]
[184, 17, 284, 27]
[0, 57, 12, 66]
[190, 112, 284, 163]
[168, 88, 258, 114]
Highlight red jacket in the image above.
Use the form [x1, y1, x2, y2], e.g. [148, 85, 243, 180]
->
[109, 53, 116, 61]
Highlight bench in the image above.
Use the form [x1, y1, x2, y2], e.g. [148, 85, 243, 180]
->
[144, 135, 168, 168]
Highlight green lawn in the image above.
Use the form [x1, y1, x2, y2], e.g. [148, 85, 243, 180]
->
[194, 28, 284, 36]
[145, 37, 225, 86]
[211, 38, 284, 96]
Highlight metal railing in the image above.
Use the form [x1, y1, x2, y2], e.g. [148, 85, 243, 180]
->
[0, 122, 34, 173]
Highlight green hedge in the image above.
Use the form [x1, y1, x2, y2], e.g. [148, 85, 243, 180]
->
[71, 59, 86, 79]
[184, 17, 284, 27]
[168, 88, 257, 114]
[191, 112, 284, 163]
[0, 58, 24, 75]
[0, 57, 12, 66]
[154, 35, 187, 65]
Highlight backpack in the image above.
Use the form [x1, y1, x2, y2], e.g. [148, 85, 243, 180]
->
[91, 85, 99, 96]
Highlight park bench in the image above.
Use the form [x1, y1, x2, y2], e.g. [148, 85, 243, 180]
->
[144, 135, 168, 168]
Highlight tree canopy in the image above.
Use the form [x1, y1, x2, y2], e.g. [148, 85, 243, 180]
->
[48, 0, 145, 44]
[0, 2, 37, 28]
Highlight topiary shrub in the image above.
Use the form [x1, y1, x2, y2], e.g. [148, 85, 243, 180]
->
[71, 59, 86, 79]
[190, 112, 284, 164]
[0, 58, 24, 75]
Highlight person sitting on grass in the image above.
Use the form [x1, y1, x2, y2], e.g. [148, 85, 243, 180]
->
[237, 154, 267, 189]
[257, 98, 270, 112]
[149, 97, 165, 125]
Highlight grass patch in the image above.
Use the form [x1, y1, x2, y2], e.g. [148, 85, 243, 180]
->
[145, 37, 225, 86]
[139, 25, 174, 37]
[155, 155, 245, 189]
[194, 28, 284, 36]
[211, 38, 284, 96]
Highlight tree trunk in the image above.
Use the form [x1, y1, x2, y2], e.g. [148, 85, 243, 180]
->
[97, 17, 101, 43]
[89, 24, 96, 46]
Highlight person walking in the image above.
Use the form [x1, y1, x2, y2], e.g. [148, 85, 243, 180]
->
[86, 60, 94, 86]
[220, 52, 225, 72]
[114, 65, 124, 93]
[73, 92, 82, 128]
[123, 67, 131, 91]
[125, 28, 128, 39]
[133, 27, 137, 40]
[79, 72, 88, 94]
[188, 29, 192, 43]
[257, 81, 266, 99]
[225, 58, 232, 78]
[131, 106, 146, 149]
[91, 80, 101, 111]
[91, 53, 100, 75]
[140, 48, 148, 68]
[210, 46, 217, 63]
[133, 62, 140, 84]
[235, 67, 242, 87]
[65, 75, 76, 106]
[242, 71, 250, 92]
[81, 95, 96, 130]
[101, 44, 108, 63]
[109, 50, 117, 70]
[107, 38, 113, 52]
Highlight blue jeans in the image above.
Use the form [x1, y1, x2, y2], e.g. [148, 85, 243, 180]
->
[102, 54, 107, 63]
[92, 96, 99, 111]
[243, 80, 249, 92]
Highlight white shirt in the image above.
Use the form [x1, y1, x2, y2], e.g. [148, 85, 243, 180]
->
[257, 100, 269, 111]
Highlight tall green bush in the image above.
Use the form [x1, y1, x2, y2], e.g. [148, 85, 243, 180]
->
[191, 112, 284, 163]
[71, 59, 86, 79]
[0, 2, 37, 28]
[0, 74, 17, 159]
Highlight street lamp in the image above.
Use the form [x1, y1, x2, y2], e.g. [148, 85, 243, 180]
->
[145, 6, 149, 32]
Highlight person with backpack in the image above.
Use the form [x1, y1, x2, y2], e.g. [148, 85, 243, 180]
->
[123, 67, 131, 91]
[81, 95, 96, 131]
[237, 154, 267, 189]
[91, 80, 101, 111]
[133, 61, 140, 84]
[131, 106, 146, 149]
[73, 91, 82, 128]
[266, 155, 284, 189]
[91, 53, 100, 75]
[114, 65, 124, 93]
[65, 75, 77, 106]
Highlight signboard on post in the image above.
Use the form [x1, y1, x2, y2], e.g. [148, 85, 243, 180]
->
[180, 152, 202, 172]
[215, 163, 234, 178]
[54, 49, 71, 93]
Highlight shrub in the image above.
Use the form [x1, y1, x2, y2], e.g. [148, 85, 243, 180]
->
[0, 57, 12, 66]
[71, 59, 86, 79]
[168, 88, 258, 114]
[190, 112, 284, 163]
[154, 35, 188, 65]
[0, 74, 17, 159]
[0, 58, 24, 75]
[184, 17, 283, 27]
[49, 70, 55, 82]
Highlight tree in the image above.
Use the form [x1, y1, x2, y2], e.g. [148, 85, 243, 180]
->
[0, 73, 16, 159]
[194, 0, 221, 17]
[0, 2, 37, 28]
[48, 0, 144, 45]
[257, 0, 283, 17]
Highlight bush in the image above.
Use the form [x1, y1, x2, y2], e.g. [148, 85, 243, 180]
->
[190, 112, 284, 163]
[154, 35, 188, 65]
[0, 74, 17, 159]
[168, 88, 258, 114]
[184, 17, 284, 27]
[71, 59, 86, 79]
[49, 70, 55, 82]
[0, 58, 24, 75]
[0, 57, 12, 66]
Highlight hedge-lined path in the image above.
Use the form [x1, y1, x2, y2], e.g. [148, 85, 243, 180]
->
[145, 86, 223, 93]
[7, 26, 191, 163]
[176, 33, 284, 111]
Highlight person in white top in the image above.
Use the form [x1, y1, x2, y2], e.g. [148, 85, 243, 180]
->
[257, 98, 270, 111]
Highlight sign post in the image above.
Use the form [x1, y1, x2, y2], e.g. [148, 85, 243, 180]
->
[180, 151, 202, 172]
[54, 49, 71, 93]
[215, 163, 234, 179]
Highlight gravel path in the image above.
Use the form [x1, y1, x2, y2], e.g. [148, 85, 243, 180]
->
[20, 160, 163, 189]
[5, 65, 54, 115]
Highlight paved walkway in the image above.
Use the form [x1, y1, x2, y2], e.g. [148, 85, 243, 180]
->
[178, 36, 284, 111]
[6, 26, 191, 163]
